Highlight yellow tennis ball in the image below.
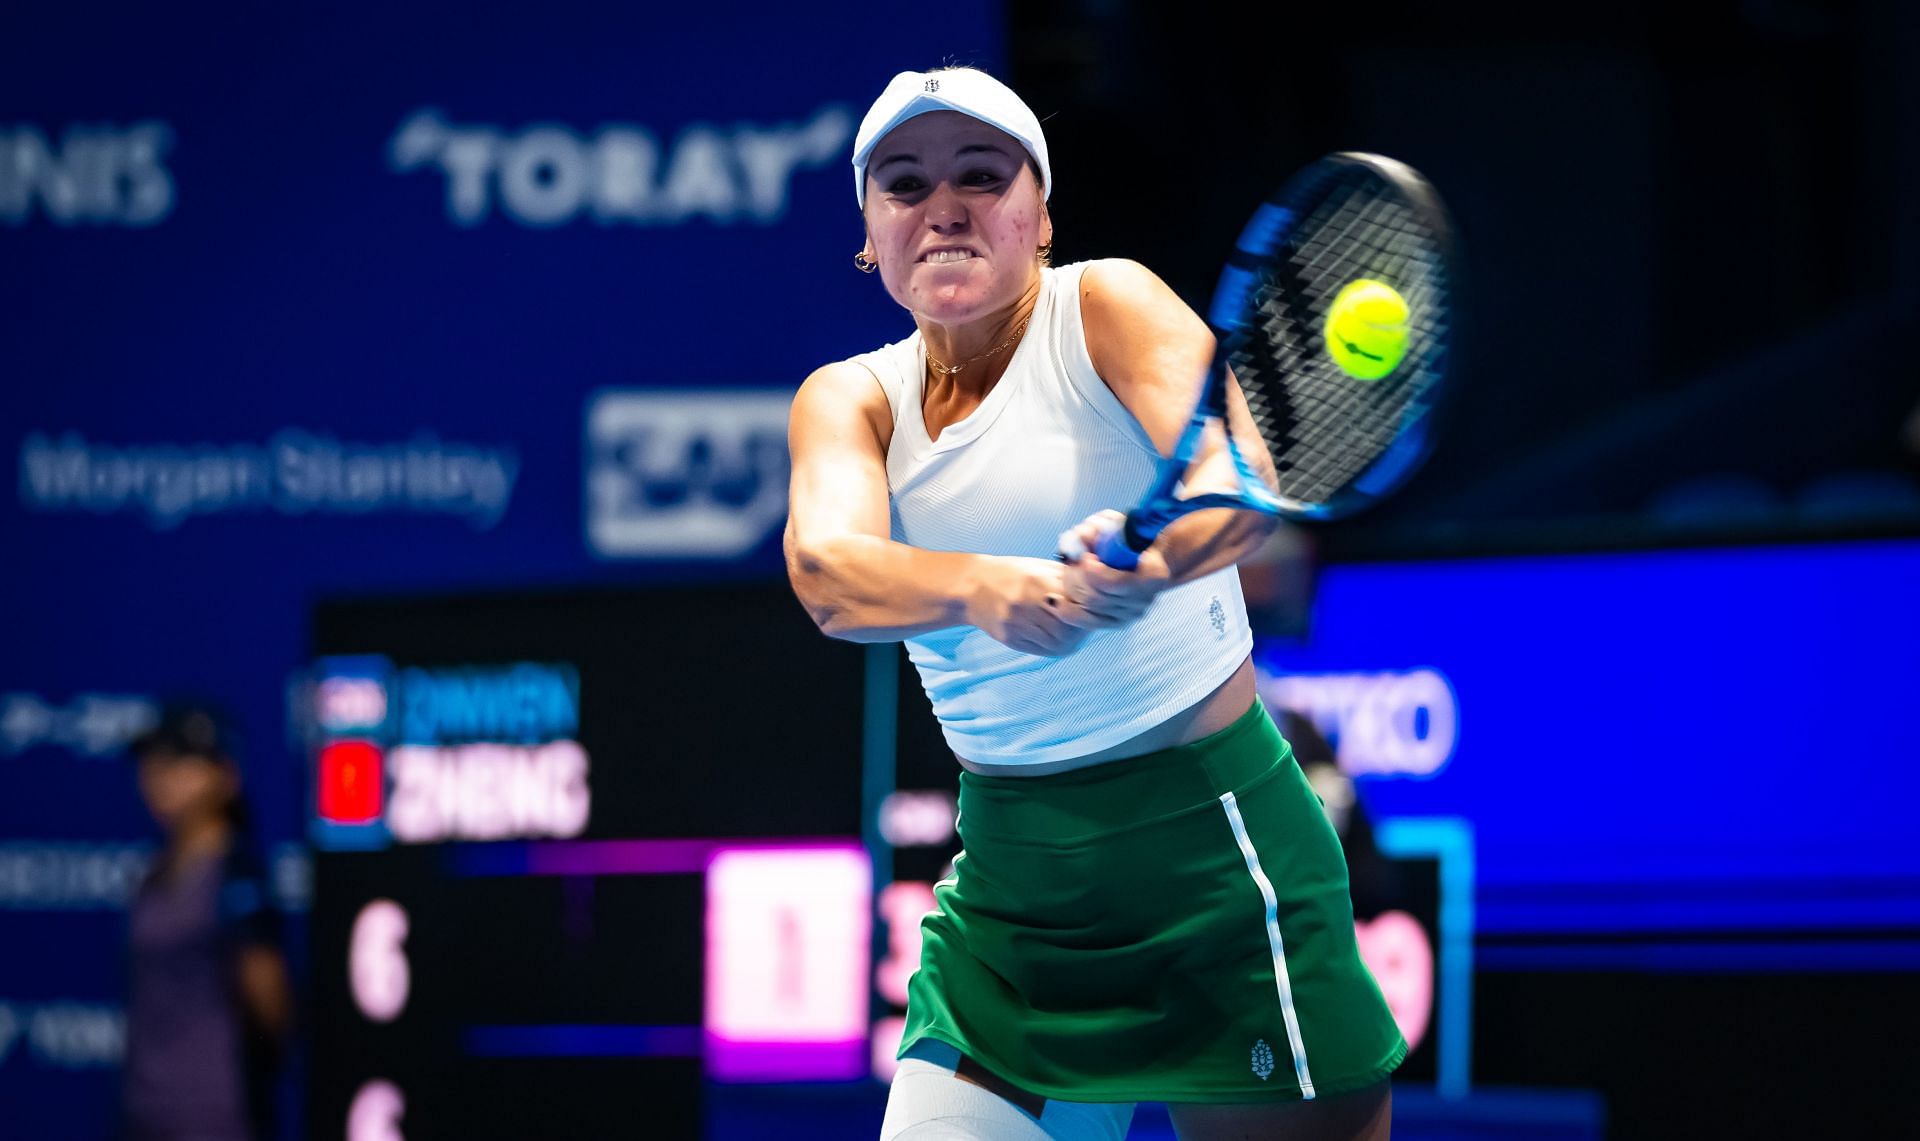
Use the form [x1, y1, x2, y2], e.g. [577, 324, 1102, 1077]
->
[1324, 279, 1411, 381]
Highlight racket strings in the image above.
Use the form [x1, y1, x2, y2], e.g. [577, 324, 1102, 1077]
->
[1234, 171, 1450, 508]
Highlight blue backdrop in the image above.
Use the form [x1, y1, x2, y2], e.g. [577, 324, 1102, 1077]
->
[1, 5, 1002, 1137]
[1256, 540, 1920, 965]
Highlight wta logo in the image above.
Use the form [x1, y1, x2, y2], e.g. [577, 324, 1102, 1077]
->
[1260, 668, 1459, 778]
[388, 106, 851, 227]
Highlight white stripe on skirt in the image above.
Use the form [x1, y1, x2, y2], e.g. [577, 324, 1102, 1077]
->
[1219, 790, 1316, 1099]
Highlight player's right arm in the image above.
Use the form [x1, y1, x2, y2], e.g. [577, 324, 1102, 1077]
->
[784, 362, 1098, 655]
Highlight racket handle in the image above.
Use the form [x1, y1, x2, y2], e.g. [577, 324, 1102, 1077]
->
[1094, 526, 1143, 570]
[1056, 518, 1145, 570]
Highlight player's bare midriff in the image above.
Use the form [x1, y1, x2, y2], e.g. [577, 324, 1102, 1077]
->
[955, 655, 1257, 777]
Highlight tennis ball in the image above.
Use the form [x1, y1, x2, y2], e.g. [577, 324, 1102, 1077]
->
[1323, 279, 1411, 381]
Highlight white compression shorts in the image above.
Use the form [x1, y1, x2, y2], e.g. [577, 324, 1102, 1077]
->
[879, 1040, 1134, 1141]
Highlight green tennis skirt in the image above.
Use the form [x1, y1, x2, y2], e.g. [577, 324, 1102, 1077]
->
[900, 700, 1407, 1104]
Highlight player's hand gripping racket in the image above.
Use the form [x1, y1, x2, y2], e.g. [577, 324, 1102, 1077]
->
[1057, 152, 1461, 569]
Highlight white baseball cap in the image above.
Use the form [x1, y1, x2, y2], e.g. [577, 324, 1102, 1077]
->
[851, 68, 1051, 207]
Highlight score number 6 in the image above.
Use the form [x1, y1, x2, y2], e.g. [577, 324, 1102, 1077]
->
[350, 899, 412, 1023]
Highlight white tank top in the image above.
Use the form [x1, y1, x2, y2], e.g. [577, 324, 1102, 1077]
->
[848, 261, 1253, 767]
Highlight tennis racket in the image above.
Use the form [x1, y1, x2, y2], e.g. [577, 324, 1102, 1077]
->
[1056, 151, 1461, 569]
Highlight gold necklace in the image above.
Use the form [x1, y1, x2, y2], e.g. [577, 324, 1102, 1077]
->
[926, 314, 1033, 377]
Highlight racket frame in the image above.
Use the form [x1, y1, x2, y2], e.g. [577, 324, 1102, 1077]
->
[1068, 151, 1459, 569]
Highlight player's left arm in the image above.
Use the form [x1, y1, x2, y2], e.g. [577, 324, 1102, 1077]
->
[238, 942, 294, 1044]
[224, 858, 294, 1047]
[1069, 259, 1280, 620]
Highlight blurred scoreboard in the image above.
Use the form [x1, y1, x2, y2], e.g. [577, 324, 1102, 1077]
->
[302, 585, 869, 1141]
[301, 583, 1465, 1141]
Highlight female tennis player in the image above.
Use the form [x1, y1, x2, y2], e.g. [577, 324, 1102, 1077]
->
[786, 67, 1405, 1141]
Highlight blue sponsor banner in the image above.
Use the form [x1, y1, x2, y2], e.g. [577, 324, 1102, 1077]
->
[1255, 539, 1920, 950]
[1, 3, 1002, 1135]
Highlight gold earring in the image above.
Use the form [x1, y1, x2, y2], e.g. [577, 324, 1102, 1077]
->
[854, 251, 877, 273]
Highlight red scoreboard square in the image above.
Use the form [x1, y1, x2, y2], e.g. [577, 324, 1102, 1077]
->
[318, 740, 383, 824]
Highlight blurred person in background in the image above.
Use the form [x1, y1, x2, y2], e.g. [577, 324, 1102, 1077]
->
[1275, 708, 1401, 920]
[122, 705, 291, 1141]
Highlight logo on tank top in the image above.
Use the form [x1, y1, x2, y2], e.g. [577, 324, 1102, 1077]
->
[1208, 596, 1227, 638]
[1251, 1038, 1275, 1080]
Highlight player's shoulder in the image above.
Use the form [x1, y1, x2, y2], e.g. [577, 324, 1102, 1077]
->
[791, 357, 893, 448]
[1079, 258, 1196, 324]
[1079, 256, 1163, 306]
[1078, 258, 1207, 347]
[797, 356, 889, 413]
[798, 357, 883, 399]
[1078, 256, 1162, 295]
